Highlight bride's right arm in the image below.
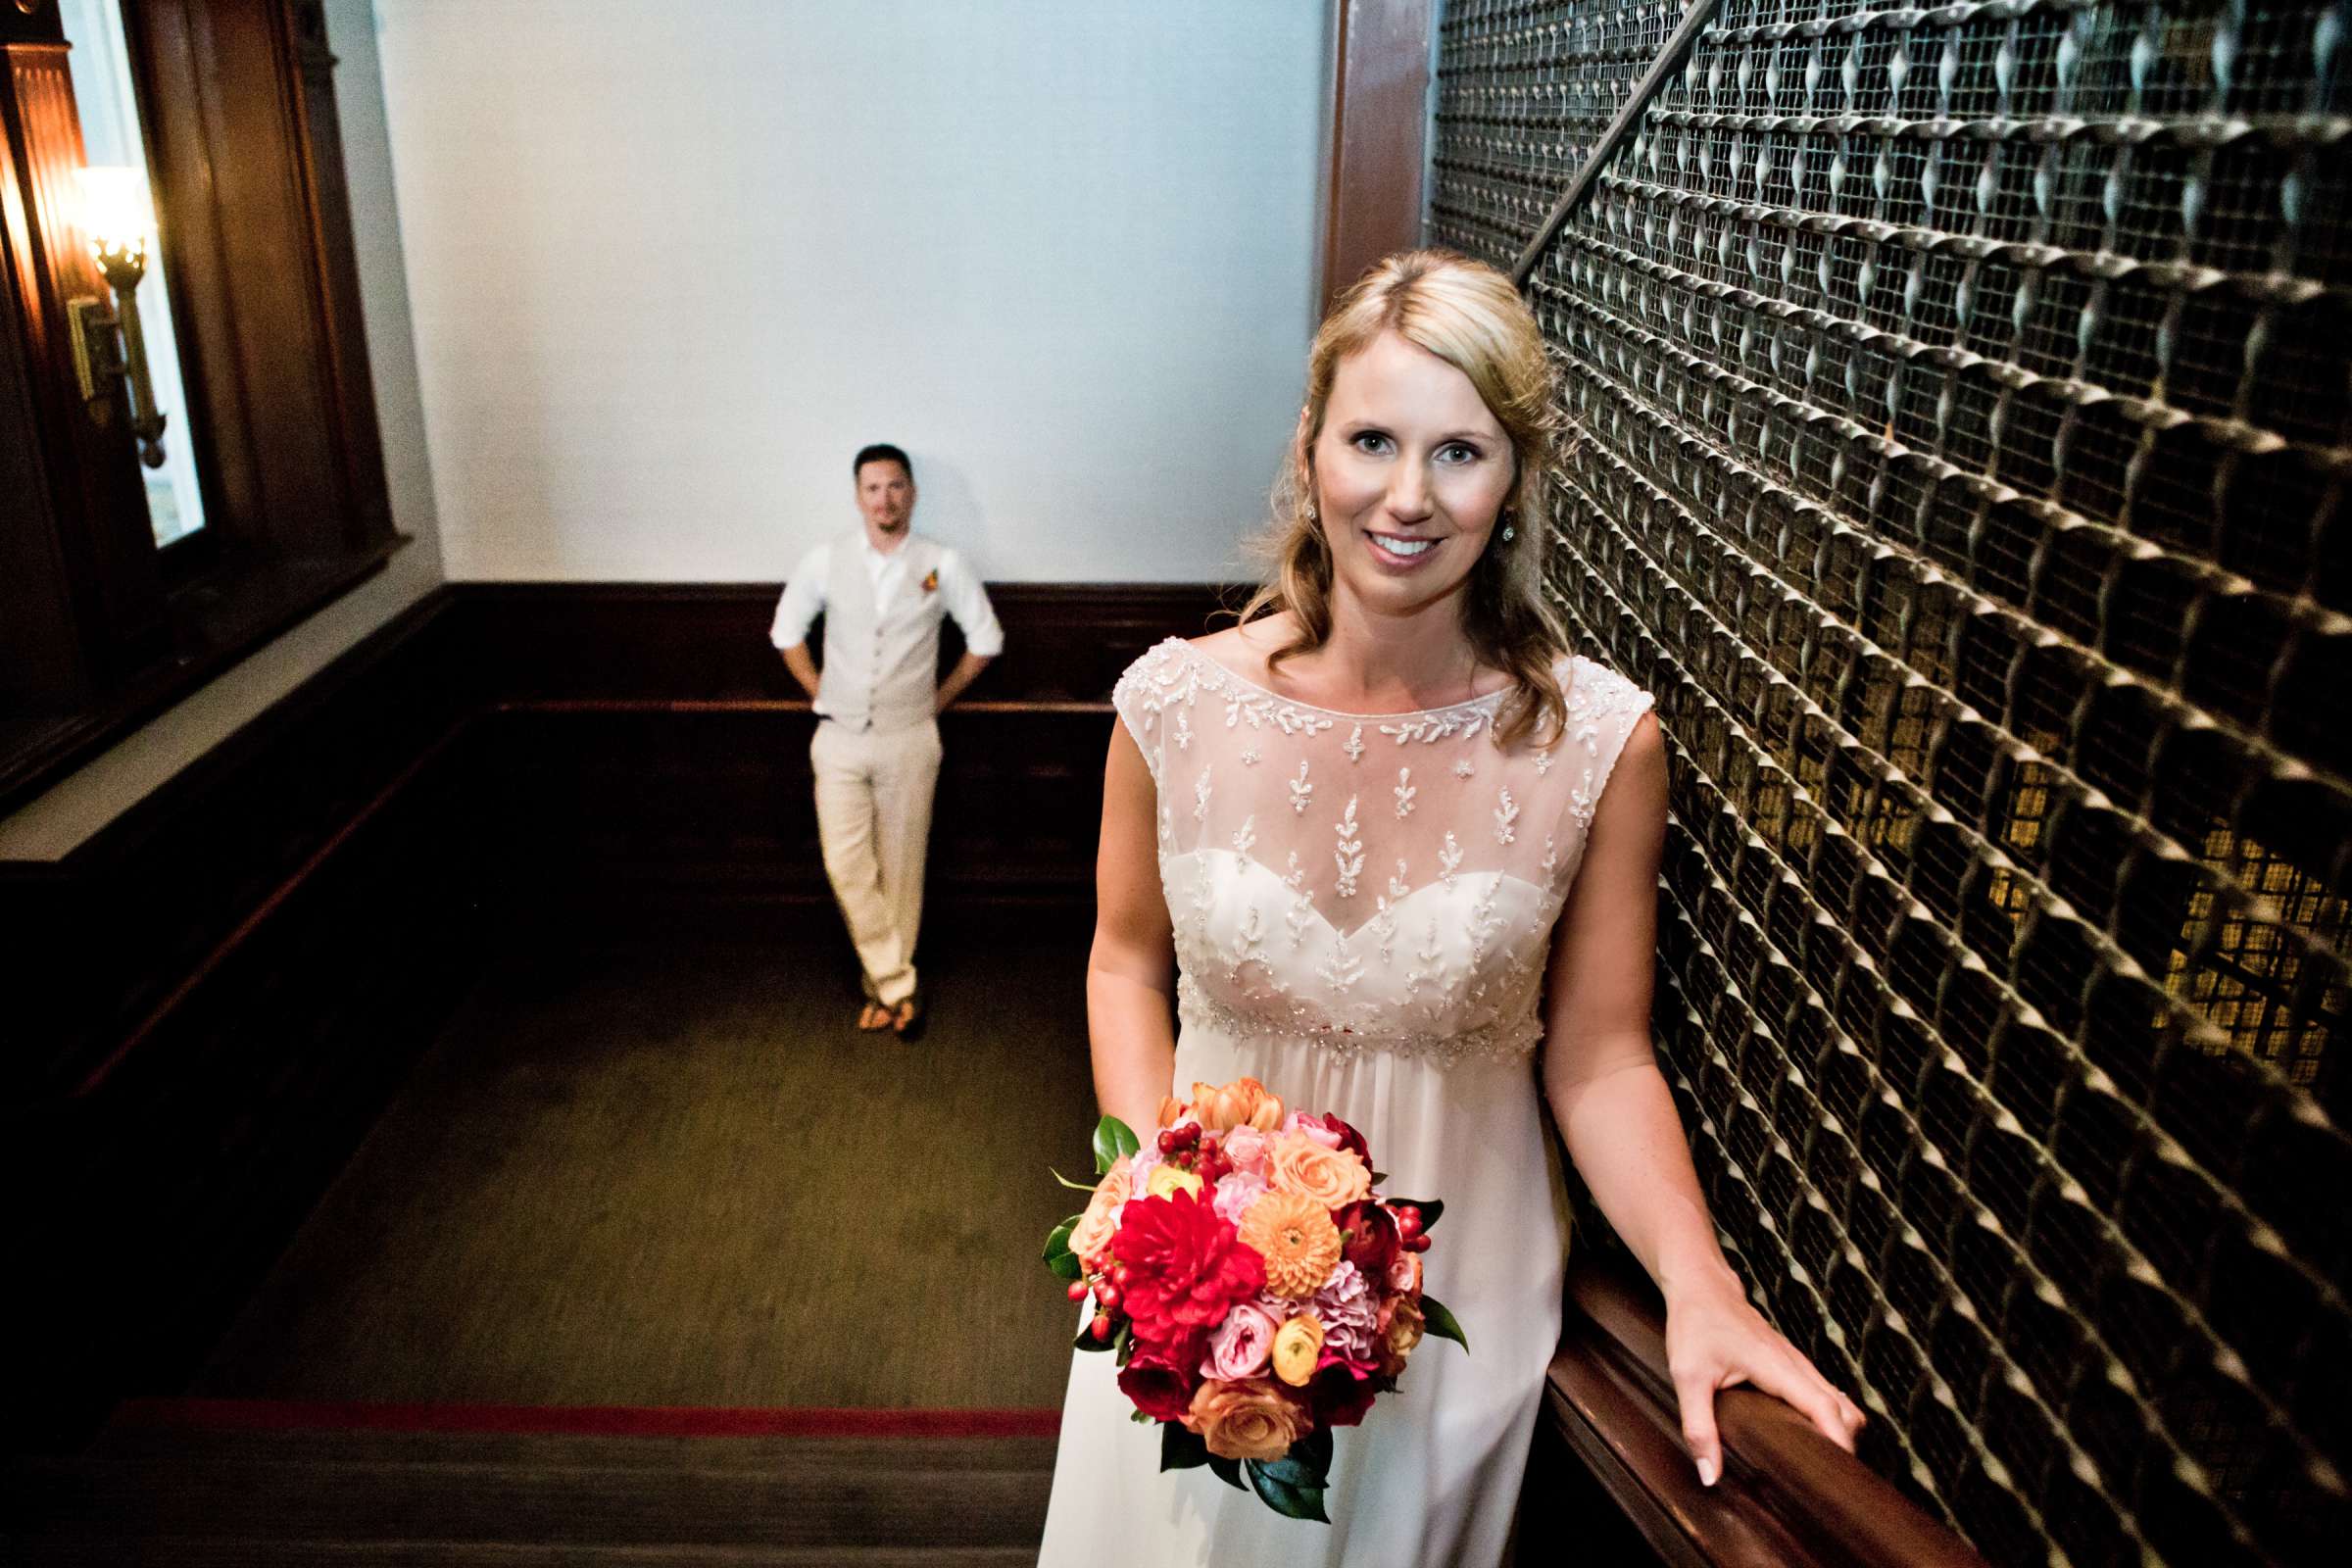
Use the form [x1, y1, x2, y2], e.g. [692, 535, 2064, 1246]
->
[1087, 722, 1178, 1139]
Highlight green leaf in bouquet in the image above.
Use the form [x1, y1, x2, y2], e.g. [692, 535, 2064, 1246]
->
[1044, 1216, 1082, 1281]
[1245, 1458, 1331, 1523]
[1387, 1198, 1445, 1232]
[1050, 1167, 1101, 1193]
[1159, 1422, 1209, 1471]
[1204, 1454, 1248, 1492]
[1114, 1322, 1136, 1367]
[1420, 1293, 1470, 1351]
[1093, 1114, 1142, 1175]
[1252, 1426, 1333, 1490]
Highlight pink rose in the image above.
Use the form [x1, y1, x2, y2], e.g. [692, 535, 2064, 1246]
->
[1283, 1111, 1342, 1150]
[1202, 1301, 1279, 1379]
[1211, 1170, 1268, 1227]
[1220, 1126, 1273, 1176]
[1387, 1249, 1422, 1295]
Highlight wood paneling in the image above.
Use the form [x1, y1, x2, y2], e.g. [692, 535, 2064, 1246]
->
[128, 0, 393, 559]
[449, 582, 1231, 910]
[1320, 0, 1434, 308]
[0, 30, 168, 675]
[0, 100, 84, 755]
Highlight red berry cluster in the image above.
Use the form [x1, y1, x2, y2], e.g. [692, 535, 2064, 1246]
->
[1394, 1202, 1432, 1253]
[1157, 1121, 1230, 1184]
[1067, 1260, 1137, 1341]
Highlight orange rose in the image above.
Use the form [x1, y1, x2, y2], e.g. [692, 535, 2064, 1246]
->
[1184, 1377, 1310, 1461]
[1156, 1096, 1188, 1130]
[1268, 1131, 1371, 1208]
[1239, 1190, 1343, 1298]
[1191, 1078, 1285, 1134]
[1379, 1297, 1425, 1377]
[1068, 1157, 1131, 1271]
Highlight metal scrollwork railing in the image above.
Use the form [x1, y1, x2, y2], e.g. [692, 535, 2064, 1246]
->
[1435, 2, 2350, 1563]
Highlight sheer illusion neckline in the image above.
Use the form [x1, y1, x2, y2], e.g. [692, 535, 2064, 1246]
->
[1167, 637, 1515, 722]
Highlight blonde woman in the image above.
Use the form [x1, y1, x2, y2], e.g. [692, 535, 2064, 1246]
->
[1038, 252, 1860, 1564]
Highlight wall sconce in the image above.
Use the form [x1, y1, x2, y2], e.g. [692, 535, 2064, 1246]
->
[68, 165, 169, 468]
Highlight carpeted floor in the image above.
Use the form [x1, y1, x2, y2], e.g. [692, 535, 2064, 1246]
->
[191, 907, 1103, 1410]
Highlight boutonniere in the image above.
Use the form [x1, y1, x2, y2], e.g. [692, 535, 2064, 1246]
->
[921, 568, 940, 594]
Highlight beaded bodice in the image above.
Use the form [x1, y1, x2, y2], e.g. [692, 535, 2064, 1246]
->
[1111, 638, 1655, 1066]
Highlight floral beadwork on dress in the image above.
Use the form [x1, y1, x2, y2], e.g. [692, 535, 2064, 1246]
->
[1112, 637, 1655, 1068]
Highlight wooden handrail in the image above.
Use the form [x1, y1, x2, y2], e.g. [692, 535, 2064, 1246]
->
[1542, 1251, 1989, 1568]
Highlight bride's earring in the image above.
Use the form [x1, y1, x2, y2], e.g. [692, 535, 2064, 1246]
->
[1304, 498, 1319, 525]
[1499, 512, 1516, 543]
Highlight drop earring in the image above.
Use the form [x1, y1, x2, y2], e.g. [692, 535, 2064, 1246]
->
[1304, 498, 1318, 524]
[1499, 513, 1516, 543]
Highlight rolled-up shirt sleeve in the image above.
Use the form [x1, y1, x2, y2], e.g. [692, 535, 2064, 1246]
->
[769, 543, 830, 649]
[939, 548, 1004, 658]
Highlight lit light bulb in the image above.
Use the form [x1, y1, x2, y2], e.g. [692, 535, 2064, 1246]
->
[78, 165, 152, 278]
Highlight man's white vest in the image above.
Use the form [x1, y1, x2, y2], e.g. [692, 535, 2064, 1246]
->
[817, 529, 948, 735]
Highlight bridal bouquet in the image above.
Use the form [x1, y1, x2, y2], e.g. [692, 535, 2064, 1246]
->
[1044, 1078, 1466, 1522]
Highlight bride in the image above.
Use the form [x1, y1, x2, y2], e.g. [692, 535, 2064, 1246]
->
[1038, 251, 1862, 1566]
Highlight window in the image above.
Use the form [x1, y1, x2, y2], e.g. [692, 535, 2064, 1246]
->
[0, 0, 398, 809]
[58, 0, 205, 549]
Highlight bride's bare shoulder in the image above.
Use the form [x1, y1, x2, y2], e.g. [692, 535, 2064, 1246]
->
[1189, 615, 1294, 681]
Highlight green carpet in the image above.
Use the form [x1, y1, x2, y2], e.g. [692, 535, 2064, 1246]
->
[192, 909, 1103, 1410]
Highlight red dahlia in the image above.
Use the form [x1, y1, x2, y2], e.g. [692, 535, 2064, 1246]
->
[1112, 1189, 1267, 1344]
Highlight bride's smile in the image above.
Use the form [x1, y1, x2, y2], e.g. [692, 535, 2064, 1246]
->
[1311, 329, 1516, 612]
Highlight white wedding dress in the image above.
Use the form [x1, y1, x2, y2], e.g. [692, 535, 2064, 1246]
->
[1038, 637, 1656, 1568]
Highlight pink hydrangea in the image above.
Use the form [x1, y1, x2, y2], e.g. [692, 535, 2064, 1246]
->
[1211, 1170, 1268, 1227]
[1304, 1260, 1381, 1372]
[1119, 1147, 1162, 1225]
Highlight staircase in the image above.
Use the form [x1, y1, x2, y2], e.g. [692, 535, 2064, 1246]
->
[3, 1425, 1054, 1564]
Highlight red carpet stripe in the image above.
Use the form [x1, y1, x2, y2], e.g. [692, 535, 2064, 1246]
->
[114, 1397, 1060, 1440]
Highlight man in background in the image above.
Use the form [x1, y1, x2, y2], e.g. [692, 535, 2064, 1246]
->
[771, 444, 1002, 1039]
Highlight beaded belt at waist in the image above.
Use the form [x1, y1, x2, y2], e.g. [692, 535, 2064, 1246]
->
[1175, 974, 1543, 1067]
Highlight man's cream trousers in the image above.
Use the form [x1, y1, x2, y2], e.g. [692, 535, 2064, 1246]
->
[810, 716, 943, 1006]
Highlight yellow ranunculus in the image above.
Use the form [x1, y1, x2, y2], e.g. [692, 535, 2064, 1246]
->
[1146, 1163, 1204, 1200]
[1271, 1314, 1326, 1387]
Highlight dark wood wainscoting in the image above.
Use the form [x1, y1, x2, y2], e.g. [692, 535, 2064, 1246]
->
[447, 583, 1230, 911]
[4, 580, 1228, 1438]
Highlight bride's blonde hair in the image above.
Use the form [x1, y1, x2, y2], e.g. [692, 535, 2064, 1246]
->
[1237, 249, 1572, 749]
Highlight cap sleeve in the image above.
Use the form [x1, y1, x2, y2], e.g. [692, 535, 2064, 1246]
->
[1547, 657, 1657, 886]
[1110, 639, 1187, 790]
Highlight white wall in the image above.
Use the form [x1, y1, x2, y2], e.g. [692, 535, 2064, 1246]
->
[373, 0, 1331, 583]
[0, 0, 444, 860]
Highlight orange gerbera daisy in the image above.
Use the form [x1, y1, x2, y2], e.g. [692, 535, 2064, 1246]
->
[1239, 1190, 1343, 1298]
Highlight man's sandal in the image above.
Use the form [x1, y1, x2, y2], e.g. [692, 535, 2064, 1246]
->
[857, 1002, 894, 1032]
[890, 996, 927, 1042]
